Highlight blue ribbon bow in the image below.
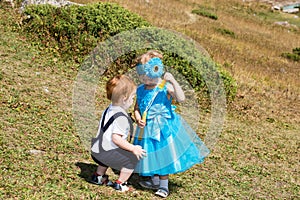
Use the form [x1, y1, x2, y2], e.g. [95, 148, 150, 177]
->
[146, 104, 171, 141]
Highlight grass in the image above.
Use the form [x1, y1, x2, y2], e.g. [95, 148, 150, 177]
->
[191, 6, 218, 20]
[1, 0, 300, 199]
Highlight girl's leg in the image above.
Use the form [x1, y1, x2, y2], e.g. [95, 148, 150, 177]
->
[139, 175, 160, 190]
[155, 175, 169, 198]
[152, 175, 160, 185]
[159, 175, 169, 190]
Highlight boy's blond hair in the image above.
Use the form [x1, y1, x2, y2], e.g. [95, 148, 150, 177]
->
[106, 75, 136, 104]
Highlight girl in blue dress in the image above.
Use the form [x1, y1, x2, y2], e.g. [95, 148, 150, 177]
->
[133, 50, 210, 198]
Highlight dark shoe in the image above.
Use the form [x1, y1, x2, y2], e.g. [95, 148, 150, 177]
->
[112, 181, 134, 192]
[90, 174, 112, 186]
[139, 180, 160, 190]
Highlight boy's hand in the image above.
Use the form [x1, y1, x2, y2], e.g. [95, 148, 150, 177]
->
[132, 145, 146, 160]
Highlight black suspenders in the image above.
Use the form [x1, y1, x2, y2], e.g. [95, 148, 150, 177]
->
[92, 108, 133, 152]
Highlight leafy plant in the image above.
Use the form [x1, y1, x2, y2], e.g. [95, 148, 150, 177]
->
[20, 2, 236, 102]
[192, 7, 218, 20]
[22, 3, 151, 62]
[81, 27, 237, 102]
[281, 47, 300, 62]
[1, 1, 300, 199]
[215, 28, 235, 38]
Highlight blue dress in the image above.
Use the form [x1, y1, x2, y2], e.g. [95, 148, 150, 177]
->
[133, 83, 210, 176]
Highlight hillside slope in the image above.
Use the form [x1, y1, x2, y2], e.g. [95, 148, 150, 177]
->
[1, 1, 299, 199]
[89, 0, 300, 119]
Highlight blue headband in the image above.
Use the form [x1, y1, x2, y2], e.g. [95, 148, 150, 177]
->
[136, 57, 164, 78]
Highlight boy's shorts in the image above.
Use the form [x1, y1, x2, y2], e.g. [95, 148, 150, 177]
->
[91, 148, 138, 170]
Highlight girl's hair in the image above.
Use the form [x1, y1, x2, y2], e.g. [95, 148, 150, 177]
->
[136, 50, 163, 64]
[106, 75, 136, 103]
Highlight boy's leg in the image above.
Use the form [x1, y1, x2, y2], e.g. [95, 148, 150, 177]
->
[112, 167, 134, 192]
[118, 167, 134, 183]
[91, 165, 111, 185]
[96, 165, 108, 176]
[90, 155, 111, 185]
[98, 148, 138, 191]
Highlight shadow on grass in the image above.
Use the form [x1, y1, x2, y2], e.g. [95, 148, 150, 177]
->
[130, 174, 182, 193]
[75, 162, 136, 185]
[75, 162, 181, 193]
[75, 162, 98, 183]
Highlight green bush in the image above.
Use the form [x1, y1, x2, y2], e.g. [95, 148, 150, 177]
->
[216, 28, 235, 38]
[22, 2, 151, 62]
[292, 47, 300, 55]
[21, 3, 236, 102]
[163, 52, 236, 101]
[83, 26, 237, 102]
[192, 8, 218, 20]
[281, 47, 300, 62]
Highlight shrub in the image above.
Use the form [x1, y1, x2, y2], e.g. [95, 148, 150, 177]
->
[292, 47, 300, 55]
[281, 47, 300, 62]
[21, 3, 236, 102]
[83, 27, 237, 102]
[216, 28, 235, 38]
[192, 7, 218, 20]
[22, 2, 151, 62]
[163, 52, 237, 102]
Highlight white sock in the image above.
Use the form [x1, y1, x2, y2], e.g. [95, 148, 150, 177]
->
[151, 175, 160, 185]
[159, 179, 168, 190]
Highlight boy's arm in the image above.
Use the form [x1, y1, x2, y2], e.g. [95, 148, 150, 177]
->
[112, 133, 135, 152]
[112, 134, 146, 160]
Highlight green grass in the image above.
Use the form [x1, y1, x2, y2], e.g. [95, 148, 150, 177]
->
[1, 1, 300, 199]
[191, 7, 218, 20]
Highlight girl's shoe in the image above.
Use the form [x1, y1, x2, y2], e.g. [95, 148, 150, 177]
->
[139, 180, 160, 190]
[155, 187, 169, 198]
[90, 174, 113, 186]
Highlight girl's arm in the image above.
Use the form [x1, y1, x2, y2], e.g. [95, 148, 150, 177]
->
[134, 101, 146, 128]
[112, 133, 146, 160]
[164, 72, 185, 102]
[134, 101, 141, 121]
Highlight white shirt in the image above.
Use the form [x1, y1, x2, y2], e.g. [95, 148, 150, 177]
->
[91, 105, 130, 153]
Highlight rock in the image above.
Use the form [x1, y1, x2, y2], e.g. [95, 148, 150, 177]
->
[19, 0, 82, 12]
[29, 149, 45, 154]
[274, 21, 290, 26]
[272, 5, 281, 10]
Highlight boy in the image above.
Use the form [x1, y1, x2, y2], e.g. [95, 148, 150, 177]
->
[91, 75, 146, 192]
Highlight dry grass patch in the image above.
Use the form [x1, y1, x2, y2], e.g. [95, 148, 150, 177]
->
[1, 1, 300, 199]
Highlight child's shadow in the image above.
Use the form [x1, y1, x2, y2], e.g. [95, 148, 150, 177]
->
[75, 162, 181, 192]
[75, 162, 140, 187]
[75, 162, 98, 183]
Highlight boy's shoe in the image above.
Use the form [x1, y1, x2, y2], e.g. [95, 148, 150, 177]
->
[139, 180, 160, 190]
[155, 187, 169, 198]
[90, 174, 113, 186]
[112, 181, 134, 192]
